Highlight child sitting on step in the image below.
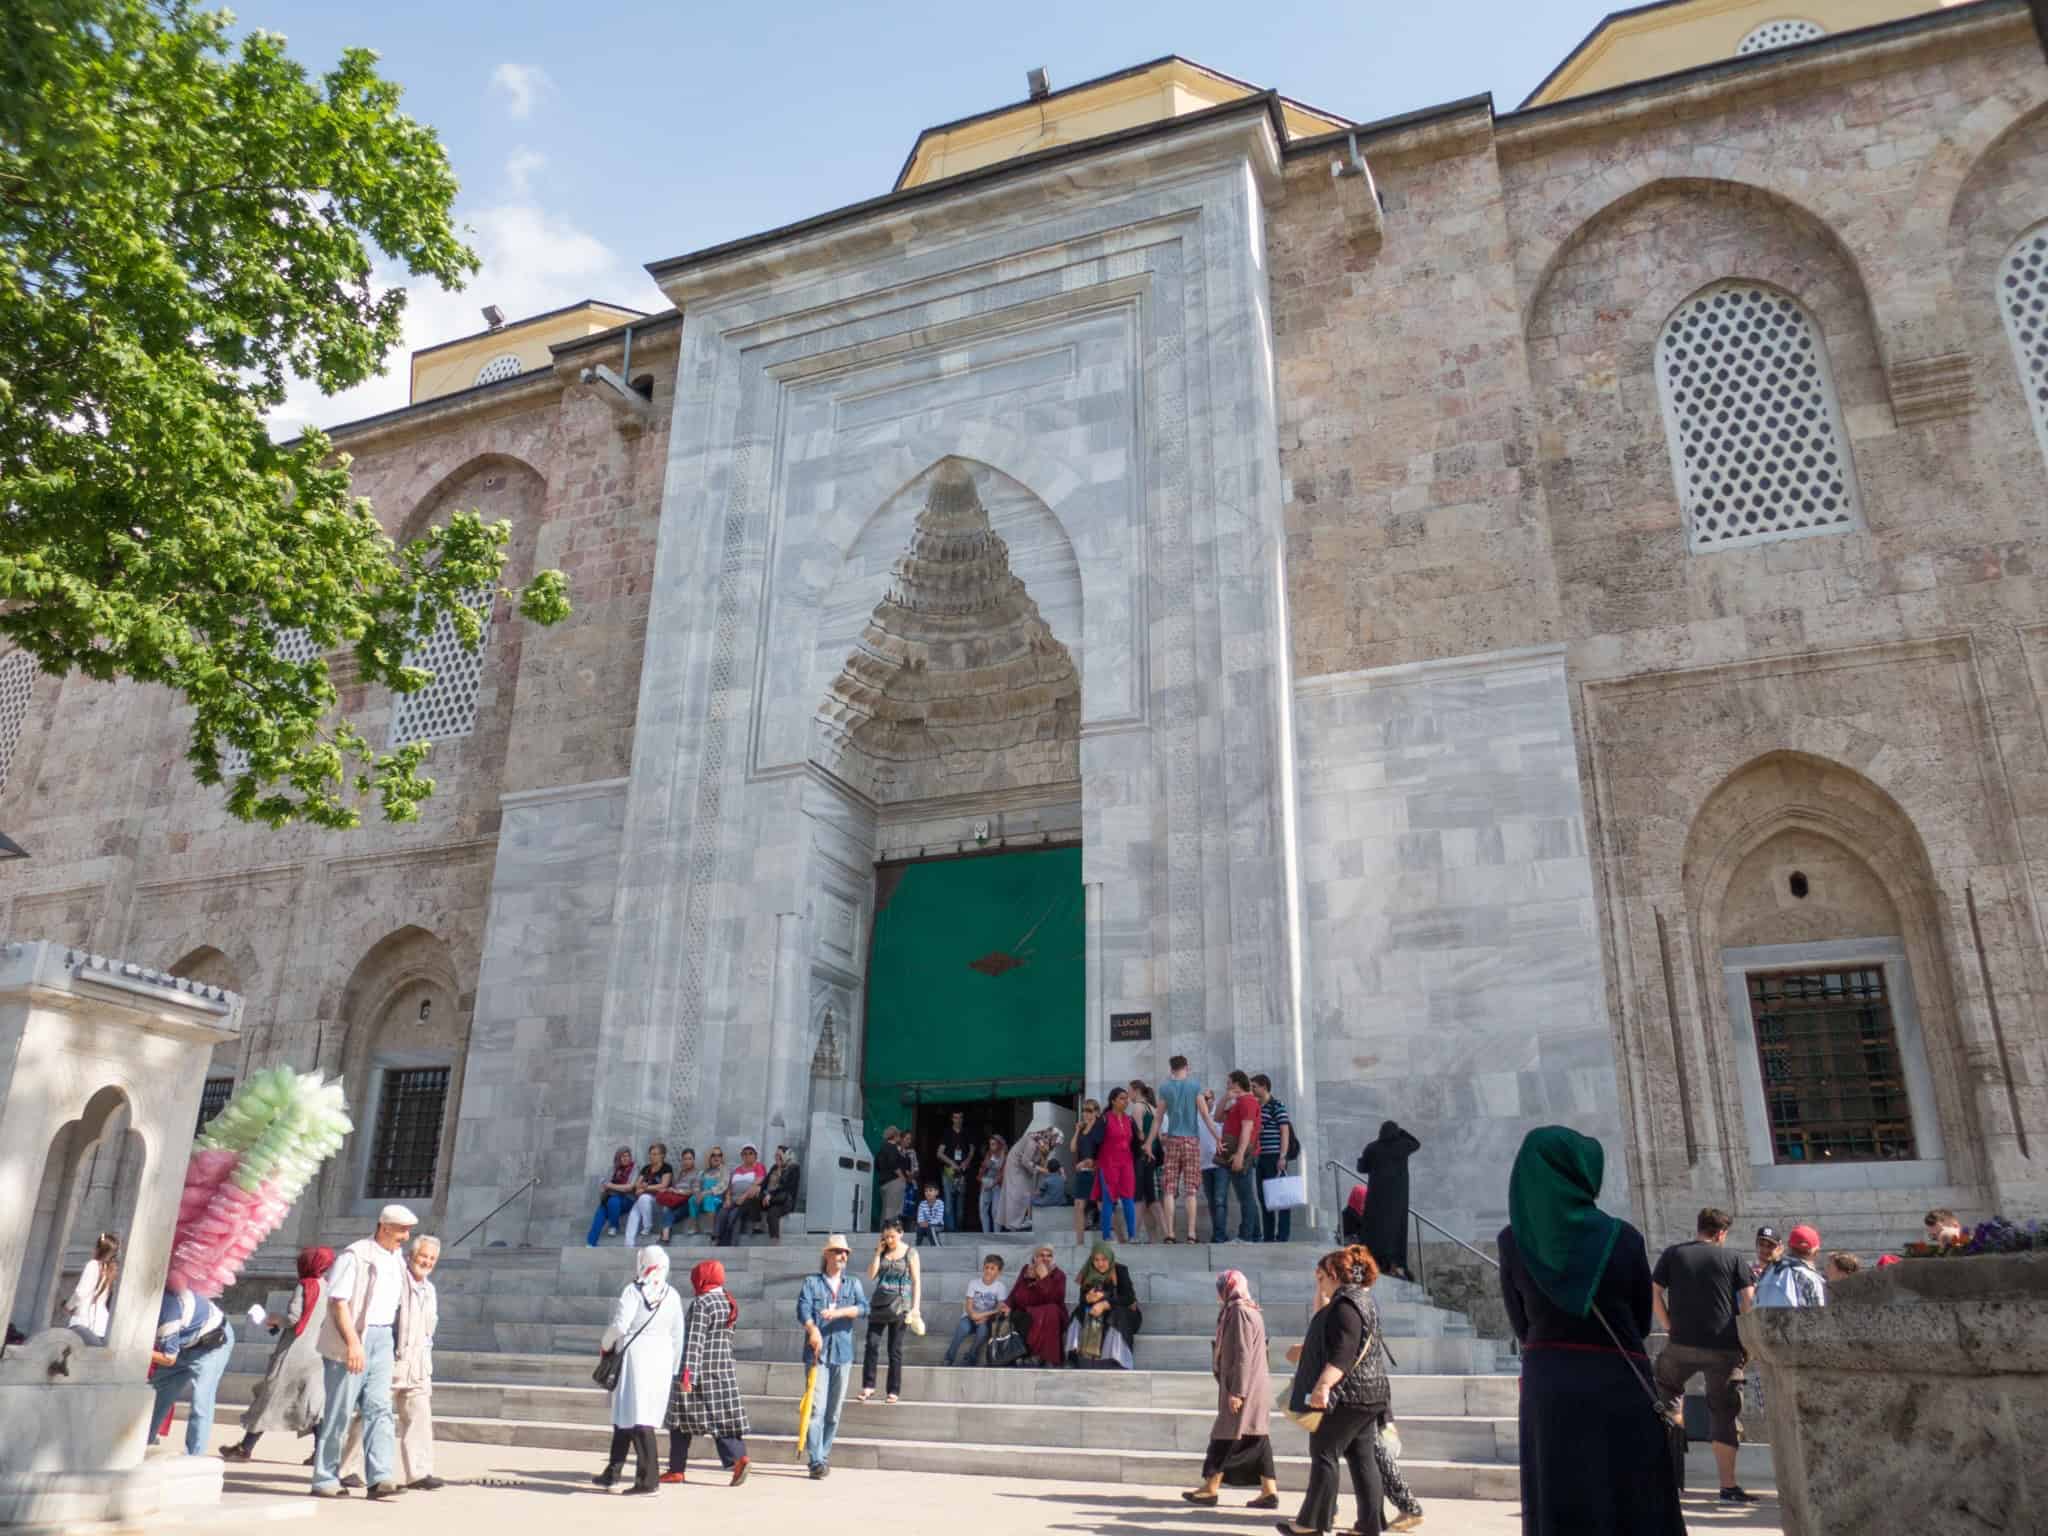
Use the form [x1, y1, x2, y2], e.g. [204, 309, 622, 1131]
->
[915, 1182, 946, 1246]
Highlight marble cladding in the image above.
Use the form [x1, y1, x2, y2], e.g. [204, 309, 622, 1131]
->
[442, 780, 627, 1240]
[1293, 645, 1625, 1232]
[591, 113, 1304, 1170]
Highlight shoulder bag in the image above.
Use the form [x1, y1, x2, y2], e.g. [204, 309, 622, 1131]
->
[984, 1314, 1031, 1368]
[1286, 1297, 1375, 1434]
[593, 1284, 665, 1390]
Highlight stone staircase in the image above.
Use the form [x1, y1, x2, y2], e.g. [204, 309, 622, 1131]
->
[211, 1235, 1525, 1498]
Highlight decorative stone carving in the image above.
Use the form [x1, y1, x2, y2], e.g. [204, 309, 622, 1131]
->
[817, 458, 1080, 803]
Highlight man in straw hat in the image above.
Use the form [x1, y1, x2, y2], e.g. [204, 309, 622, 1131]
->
[310, 1203, 416, 1499]
[793, 1233, 868, 1479]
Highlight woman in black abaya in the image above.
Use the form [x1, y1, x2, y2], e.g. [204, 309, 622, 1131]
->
[1356, 1122, 1420, 1279]
[1497, 1126, 1683, 1536]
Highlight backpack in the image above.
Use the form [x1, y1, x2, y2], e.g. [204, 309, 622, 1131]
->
[1753, 1256, 1825, 1309]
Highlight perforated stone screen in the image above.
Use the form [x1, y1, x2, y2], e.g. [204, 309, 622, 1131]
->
[1737, 19, 1826, 54]
[2000, 223, 2048, 472]
[0, 649, 34, 792]
[474, 353, 525, 386]
[389, 590, 493, 746]
[220, 626, 321, 776]
[1655, 281, 1862, 552]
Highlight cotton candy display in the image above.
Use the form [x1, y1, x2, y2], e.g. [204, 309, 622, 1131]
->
[168, 1068, 352, 1296]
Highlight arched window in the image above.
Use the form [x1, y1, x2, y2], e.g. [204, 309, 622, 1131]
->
[1737, 19, 1826, 54]
[388, 589, 493, 746]
[0, 649, 34, 792]
[220, 625, 320, 777]
[474, 353, 525, 387]
[1655, 281, 1863, 552]
[1999, 222, 2048, 472]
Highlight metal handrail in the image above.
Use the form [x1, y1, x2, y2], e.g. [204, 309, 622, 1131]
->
[448, 1175, 539, 1251]
[1320, 1158, 1499, 1278]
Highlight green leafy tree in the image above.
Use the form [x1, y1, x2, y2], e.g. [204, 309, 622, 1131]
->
[0, 0, 570, 829]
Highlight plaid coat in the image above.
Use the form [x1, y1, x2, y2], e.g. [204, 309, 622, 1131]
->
[667, 1290, 749, 1437]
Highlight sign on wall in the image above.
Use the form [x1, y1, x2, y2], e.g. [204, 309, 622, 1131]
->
[1109, 1011, 1152, 1043]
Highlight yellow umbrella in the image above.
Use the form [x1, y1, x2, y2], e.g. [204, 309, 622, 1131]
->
[794, 1362, 818, 1450]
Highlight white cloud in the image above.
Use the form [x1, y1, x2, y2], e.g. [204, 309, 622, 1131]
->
[504, 148, 547, 197]
[490, 62, 551, 119]
[265, 199, 668, 438]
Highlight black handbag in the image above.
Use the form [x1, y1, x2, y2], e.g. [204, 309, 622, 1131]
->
[1589, 1302, 1687, 1489]
[593, 1284, 664, 1390]
[985, 1316, 1031, 1368]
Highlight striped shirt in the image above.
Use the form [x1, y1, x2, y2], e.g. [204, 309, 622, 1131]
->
[1258, 1096, 1293, 1158]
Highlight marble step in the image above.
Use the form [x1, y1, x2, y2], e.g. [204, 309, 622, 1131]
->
[210, 1407, 1527, 1501]
[402, 1321, 1508, 1373]
[211, 1375, 1514, 1462]
[429, 1292, 1467, 1338]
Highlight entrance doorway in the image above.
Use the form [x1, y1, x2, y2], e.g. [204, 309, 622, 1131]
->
[863, 844, 1084, 1230]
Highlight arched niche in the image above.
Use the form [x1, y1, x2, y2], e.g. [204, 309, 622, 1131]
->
[329, 926, 468, 1226]
[10, 1085, 145, 1343]
[1682, 751, 1973, 1193]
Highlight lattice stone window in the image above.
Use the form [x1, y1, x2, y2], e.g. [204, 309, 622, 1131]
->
[366, 1064, 450, 1199]
[474, 353, 525, 387]
[196, 1076, 235, 1136]
[389, 590, 493, 747]
[1656, 281, 1863, 552]
[1737, 19, 1826, 54]
[0, 649, 33, 793]
[2000, 223, 2048, 471]
[1747, 967, 1916, 1163]
[220, 626, 321, 777]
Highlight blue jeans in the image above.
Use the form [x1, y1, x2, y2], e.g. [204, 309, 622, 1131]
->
[1227, 1163, 1263, 1243]
[1100, 1195, 1137, 1240]
[1203, 1165, 1228, 1241]
[147, 1322, 234, 1454]
[1259, 1153, 1292, 1243]
[942, 1173, 965, 1233]
[945, 1314, 990, 1365]
[312, 1326, 395, 1491]
[587, 1192, 633, 1246]
[805, 1361, 853, 1468]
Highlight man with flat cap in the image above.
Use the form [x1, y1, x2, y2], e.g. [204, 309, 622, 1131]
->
[310, 1203, 417, 1499]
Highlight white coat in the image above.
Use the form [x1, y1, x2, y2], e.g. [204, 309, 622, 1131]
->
[602, 1277, 684, 1429]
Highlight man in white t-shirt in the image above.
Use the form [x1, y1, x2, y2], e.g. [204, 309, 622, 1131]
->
[944, 1254, 1009, 1366]
[311, 1203, 416, 1499]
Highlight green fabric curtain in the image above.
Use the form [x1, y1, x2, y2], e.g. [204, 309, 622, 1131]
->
[862, 846, 1085, 1127]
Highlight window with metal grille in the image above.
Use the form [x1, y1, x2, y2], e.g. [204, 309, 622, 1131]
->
[1656, 281, 1863, 552]
[388, 589, 493, 747]
[366, 1065, 450, 1200]
[0, 649, 36, 793]
[2000, 223, 2048, 473]
[474, 353, 525, 387]
[1737, 19, 1826, 54]
[1746, 967, 1916, 1163]
[220, 626, 322, 777]
[196, 1076, 236, 1135]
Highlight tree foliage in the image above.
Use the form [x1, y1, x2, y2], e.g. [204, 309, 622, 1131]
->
[0, 0, 570, 828]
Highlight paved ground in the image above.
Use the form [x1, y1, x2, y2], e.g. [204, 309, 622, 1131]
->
[158, 1435, 1783, 1536]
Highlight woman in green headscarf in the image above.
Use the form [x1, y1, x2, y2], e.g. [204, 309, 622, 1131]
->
[1498, 1127, 1682, 1536]
[1064, 1241, 1141, 1369]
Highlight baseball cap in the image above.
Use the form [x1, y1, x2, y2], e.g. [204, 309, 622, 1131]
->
[378, 1203, 420, 1228]
[1755, 1225, 1780, 1243]
[1787, 1224, 1821, 1254]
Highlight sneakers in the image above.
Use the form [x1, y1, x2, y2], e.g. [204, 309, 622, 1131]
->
[808, 1463, 829, 1480]
[659, 1471, 686, 1484]
[309, 1486, 349, 1499]
[729, 1456, 749, 1486]
[339, 1475, 363, 1489]
[407, 1476, 445, 1491]
[1390, 1513, 1426, 1532]
[366, 1483, 404, 1500]
[592, 1465, 621, 1488]
[1720, 1487, 1756, 1504]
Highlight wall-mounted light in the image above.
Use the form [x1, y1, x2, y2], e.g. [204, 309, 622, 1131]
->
[418, 998, 432, 1023]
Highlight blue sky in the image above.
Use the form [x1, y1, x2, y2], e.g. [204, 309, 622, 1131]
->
[246, 0, 1615, 429]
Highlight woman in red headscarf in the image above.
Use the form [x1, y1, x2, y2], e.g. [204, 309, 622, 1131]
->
[220, 1246, 335, 1461]
[663, 1259, 750, 1485]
